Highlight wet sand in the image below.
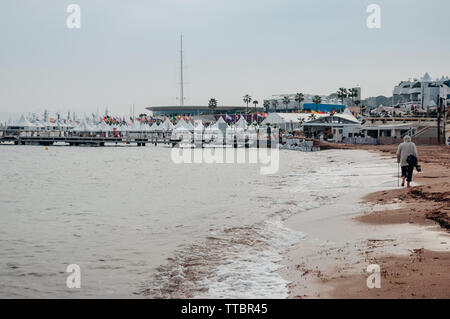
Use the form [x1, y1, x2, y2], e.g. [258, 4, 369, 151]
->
[280, 145, 450, 299]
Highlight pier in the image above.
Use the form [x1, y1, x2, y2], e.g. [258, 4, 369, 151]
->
[0, 129, 174, 147]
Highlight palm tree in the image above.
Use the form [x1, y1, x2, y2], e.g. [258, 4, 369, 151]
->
[295, 93, 304, 112]
[271, 99, 279, 111]
[348, 88, 358, 105]
[312, 95, 322, 112]
[252, 100, 259, 122]
[263, 100, 270, 112]
[243, 94, 252, 114]
[282, 96, 290, 113]
[208, 98, 217, 114]
[253, 100, 259, 113]
[337, 88, 348, 105]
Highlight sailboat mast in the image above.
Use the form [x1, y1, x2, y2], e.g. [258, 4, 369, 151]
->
[180, 34, 184, 107]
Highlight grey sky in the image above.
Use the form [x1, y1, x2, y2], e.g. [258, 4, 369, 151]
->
[1, 0, 449, 117]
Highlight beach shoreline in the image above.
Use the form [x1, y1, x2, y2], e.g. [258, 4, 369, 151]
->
[280, 145, 450, 299]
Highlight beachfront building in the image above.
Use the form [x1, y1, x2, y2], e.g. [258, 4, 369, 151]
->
[263, 94, 345, 113]
[302, 110, 361, 142]
[393, 73, 450, 114]
[362, 123, 417, 139]
[361, 120, 444, 145]
[261, 113, 328, 131]
[146, 105, 262, 117]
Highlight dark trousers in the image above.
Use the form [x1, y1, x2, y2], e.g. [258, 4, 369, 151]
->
[401, 165, 414, 182]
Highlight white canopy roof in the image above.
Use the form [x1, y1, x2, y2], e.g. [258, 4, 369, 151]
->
[128, 120, 143, 132]
[174, 118, 187, 129]
[236, 116, 248, 130]
[173, 118, 193, 131]
[209, 117, 229, 131]
[337, 108, 360, 123]
[98, 121, 112, 132]
[185, 121, 194, 131]
[14, 115, 34, 127]
[159, 119, 174, 132]
[194, 120, 204, 131]
[72, 119, 95, 132]
[149, 122, 159, 132]
[33, 120, 45, 128]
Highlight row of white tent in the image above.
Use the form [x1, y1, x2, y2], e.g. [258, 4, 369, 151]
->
[8, 115, 255, 132]
[7, 115, 255, 133]
[8, 113, 349, 134]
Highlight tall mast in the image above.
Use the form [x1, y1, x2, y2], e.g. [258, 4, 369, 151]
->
[180, 33, 184, 106]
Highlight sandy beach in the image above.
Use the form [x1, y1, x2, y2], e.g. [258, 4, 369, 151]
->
[280, 145, 450, 299]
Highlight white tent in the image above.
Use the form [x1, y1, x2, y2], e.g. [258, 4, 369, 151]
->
[217, 116, 227, 125]
[149, 122, 159, 132]
[209, 117, 229, 131]
[12, 115, 34, 129]
[129, 120, 143, 132]
[174, 118, 188, 129]
[56, 120, 74, 130]
[194, 120, 205, 131]
[185, 121, 194, 131]
[109, 123, 129, 132]
[33, 120, 46, 130]
[142, 123, 152, 132]
[159, 119, 174, 132]
[172, 123, 193, 141]
[236, 116, 248, 130]
[99, 121, 112, 132]
[337, 108, 361, 124]
[72, 119, 94, 132]
[110, 124, 121, 132]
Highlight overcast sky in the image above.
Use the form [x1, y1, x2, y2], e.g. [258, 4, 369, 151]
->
[1, 0, 449, 118]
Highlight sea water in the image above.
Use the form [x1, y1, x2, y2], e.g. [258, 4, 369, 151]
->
[0, 145, 396, 298]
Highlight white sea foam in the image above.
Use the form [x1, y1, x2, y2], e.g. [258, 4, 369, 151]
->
[197, 217, 305, 299]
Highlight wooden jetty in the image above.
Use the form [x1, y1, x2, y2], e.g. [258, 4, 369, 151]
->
[0, 129, 174, 147]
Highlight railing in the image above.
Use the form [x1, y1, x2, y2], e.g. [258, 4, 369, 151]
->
[342, 137, 378, 145]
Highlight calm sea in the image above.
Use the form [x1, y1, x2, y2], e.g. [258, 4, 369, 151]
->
[0, 145, 396, 298]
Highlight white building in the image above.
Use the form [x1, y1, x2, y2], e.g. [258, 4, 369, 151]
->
[393, 73, 450, 113]
[302, 109, 361, 142]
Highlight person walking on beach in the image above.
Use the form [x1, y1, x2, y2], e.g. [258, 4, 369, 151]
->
[396, 135, 419, 188]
